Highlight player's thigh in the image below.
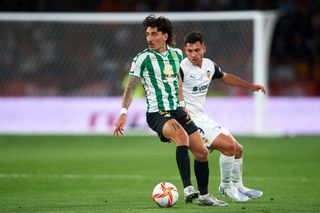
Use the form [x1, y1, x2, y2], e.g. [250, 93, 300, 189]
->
[188, 130, 208, 162]
[162, 119, 189, 146]
[174, 107, 198, 136]
[197, 121, 234, 155]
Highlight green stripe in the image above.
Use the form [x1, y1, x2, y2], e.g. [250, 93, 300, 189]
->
[140, 57, 149, 112]
[153, 53, 174, 110]
[168, 50, 181, 106]
[145, 55, 164, 111]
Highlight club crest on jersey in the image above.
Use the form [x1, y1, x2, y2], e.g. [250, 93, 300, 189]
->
[207, 70, 212, 79]
[164, 64, 175, 83]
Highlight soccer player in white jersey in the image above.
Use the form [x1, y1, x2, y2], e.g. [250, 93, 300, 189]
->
[113, 15, 227, 207]
[180, 31, 265, 202]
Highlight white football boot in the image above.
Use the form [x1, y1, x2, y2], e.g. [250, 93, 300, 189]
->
[236, 186, 263, 199]
[219, 184, 250, 202]
[197, 194, 228, 207]
[183, 185, 200, 203]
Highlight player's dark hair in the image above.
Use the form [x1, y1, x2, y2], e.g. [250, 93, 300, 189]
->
[143, 14, 176, 46]
[184, 31, 204, 45]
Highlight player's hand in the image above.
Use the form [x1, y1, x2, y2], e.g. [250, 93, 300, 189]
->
[181, 106, 192, 120]
[113, 114, 127, 136]
[251, 85, 266, 94]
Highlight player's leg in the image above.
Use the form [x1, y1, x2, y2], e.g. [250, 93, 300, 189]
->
[188, 130, 209, 195]
[162, 119, 192, 189]
[211, 133, 235, 186]
[210, 133, 249, 202]
[172, 108, 203, 203]
[232, 140, 263, 199]
[188, 131, 228, 207]
[147, 112, 196, 203]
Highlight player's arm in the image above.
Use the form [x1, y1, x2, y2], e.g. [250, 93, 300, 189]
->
[113, 75, 140, 136]
[178, 69, 186, 108]
[219, 72, 266, 94]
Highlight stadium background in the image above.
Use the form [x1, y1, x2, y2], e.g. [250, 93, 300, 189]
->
[0, 0, 319, 97]
[1, 0, 320, 135]
[1, 1, 320, 212]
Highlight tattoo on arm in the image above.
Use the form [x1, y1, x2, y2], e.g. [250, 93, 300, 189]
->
[122, 76, 139, 108]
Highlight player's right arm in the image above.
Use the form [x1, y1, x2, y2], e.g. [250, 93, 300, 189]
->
[113, 75, 140, 136]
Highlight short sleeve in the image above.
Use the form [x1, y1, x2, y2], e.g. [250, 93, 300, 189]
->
[212, 63, 224, 79]
[129, 54, 143, 78]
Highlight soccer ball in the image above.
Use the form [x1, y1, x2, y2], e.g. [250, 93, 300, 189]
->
[152, 182, 179, 207]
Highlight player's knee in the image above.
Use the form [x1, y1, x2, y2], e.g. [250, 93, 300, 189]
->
[195, 147, 208, 162]
[175, 129, 189, 146]
[235, 143, 243, 157]
[222, 139, 235, 156]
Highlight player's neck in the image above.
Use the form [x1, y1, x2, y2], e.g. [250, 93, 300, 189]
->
[157, 45, 167, 53]
[190, 59, 203, 68]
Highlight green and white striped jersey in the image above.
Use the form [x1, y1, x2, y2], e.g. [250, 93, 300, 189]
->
[129, 46, 183, 113]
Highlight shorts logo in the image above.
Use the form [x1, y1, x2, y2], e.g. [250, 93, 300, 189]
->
[185, 115, 192, 124]
[199, 128, 209, 146]
[200, 135, 209, 147]
[159, 111, 171, 117]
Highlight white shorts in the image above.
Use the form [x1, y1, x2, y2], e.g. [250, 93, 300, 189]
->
[193, 114, 230, 149]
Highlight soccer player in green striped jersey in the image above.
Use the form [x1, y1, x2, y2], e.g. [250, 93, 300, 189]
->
[114, 15, 227, 207]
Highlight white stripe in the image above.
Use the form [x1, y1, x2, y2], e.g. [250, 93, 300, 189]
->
[0, 173, 313, 183]
[0, 173, 179, 180]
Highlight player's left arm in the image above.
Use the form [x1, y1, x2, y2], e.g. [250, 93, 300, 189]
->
[219, 72, 266, 94]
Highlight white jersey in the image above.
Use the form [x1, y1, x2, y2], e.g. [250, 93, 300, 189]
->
[180, 57, 222, 118]
[180, 57, 229, 146]
[130, 46, 183, 113]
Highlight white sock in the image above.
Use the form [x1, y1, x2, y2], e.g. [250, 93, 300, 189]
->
[232, 157, 245, 190]
[219, 154, 235, 187]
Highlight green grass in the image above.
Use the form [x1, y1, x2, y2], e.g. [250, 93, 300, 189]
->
[0, 135, 320, 212]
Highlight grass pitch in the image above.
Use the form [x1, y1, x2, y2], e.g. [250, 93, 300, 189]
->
[0, 135, 319, 212]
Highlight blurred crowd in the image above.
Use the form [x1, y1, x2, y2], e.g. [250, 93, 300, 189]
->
[0, 0, 319, 96]
[0, 0, 280, 12]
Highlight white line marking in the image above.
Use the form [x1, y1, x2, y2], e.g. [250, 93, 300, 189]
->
[0, 173, 313, 182]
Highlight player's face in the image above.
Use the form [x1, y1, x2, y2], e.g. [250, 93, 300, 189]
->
[184, 41, 206, 67]
[146, 27, 168, 52]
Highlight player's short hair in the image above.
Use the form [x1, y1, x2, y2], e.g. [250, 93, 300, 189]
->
[184, 31, 204, 45]
[143, 14, 175, 46]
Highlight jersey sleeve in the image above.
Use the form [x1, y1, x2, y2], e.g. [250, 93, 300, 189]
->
[212, 63, 224, 79]
[129, 54, 143, 78]
[176, 48, 183, 61]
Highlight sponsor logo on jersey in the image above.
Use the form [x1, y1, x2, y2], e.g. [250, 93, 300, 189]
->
[171, 51, 177, 60]
[192, 84, 208, 93]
